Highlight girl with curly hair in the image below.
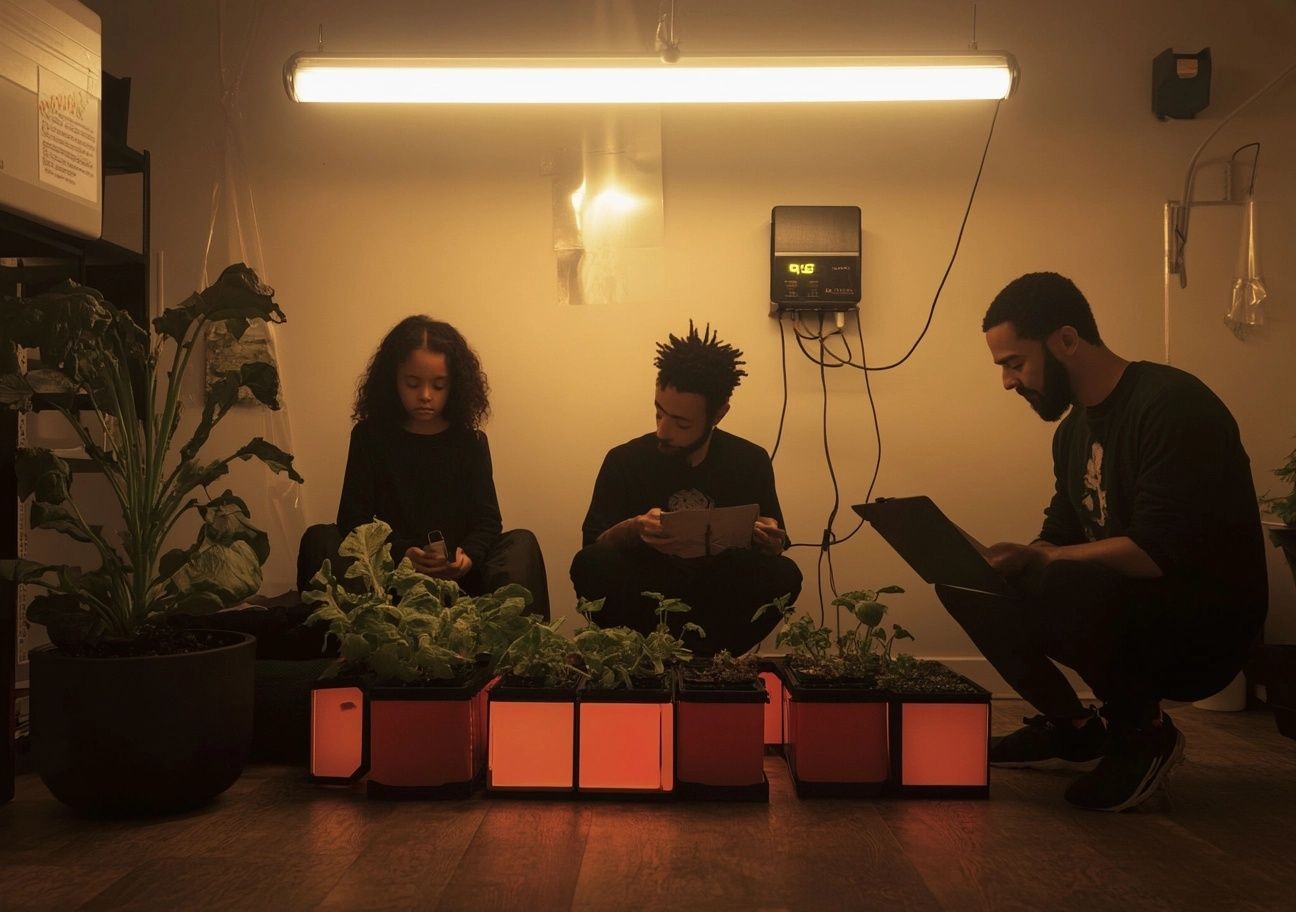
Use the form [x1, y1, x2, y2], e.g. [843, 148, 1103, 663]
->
[298, 316, 548, 617]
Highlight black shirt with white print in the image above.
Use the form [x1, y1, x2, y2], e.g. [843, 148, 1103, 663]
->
[581, 429, 786, 547]
[1039, 361, 1266, 618]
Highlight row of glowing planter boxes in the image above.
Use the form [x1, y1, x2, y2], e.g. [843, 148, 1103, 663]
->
[309, 662, 991, 800]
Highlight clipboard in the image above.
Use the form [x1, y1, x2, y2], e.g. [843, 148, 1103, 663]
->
[853, 496, 1016, 596]
[658, 504, 760, 559]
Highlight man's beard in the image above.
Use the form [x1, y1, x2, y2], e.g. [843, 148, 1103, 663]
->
[657, 426, 713, 460]
[1018, 348, 1073, 422]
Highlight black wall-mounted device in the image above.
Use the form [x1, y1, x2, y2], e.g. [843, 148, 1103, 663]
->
[770, 205, 861, 315]
[1152, 47, 1211, 120]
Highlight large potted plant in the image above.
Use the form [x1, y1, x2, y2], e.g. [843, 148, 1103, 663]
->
[0, 264, 300, 814]
[1260, 440, 1296, 738]
[304, 520, 533, 798]
[755, 590, 901, 797]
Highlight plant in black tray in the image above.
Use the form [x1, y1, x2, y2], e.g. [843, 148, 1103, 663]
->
[303, 519, 533, 685]
[572, 590, 703, 689]
[304, 519, 537, 795]
[0, 263, 300, 813]
[496, 615, 586, 689]
[754, 588, 908, 685]
[682, 649, 761, 688]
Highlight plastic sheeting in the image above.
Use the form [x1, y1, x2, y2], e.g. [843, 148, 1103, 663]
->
[1225, 195, 1267, 338]
[192, 1, 304, 593]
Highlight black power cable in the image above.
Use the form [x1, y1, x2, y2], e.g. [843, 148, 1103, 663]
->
[773, 99, 1001, 629]
[769, 313, 790, 462]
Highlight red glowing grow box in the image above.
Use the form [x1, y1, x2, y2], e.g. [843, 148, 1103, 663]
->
[365, 669, 493, 799]
[759, 669, 784, 750]
[577, 678, 674, 797]
[674, 667, 768, 801]
[487, 679, 578, 795]
[308, 679, 367, 785]
[887, 663, 991, 799]
[780, 664, 890, 798]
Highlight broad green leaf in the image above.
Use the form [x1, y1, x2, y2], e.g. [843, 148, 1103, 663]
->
[168, 539, 262, 614]
[152, 292, 204, 341]
[15, 448, 71, 505]
[0, 558, 56, 583]
[30, 501, 103, 544]
[0, 373, 33, 408]
[233, 437, 304, 483]
[238, 360, 281, 409]
[338, 520, 396, 591]
[26, 592, 106, 649]
[23, 369, 76, 395]
[202, 263, 283, 324]
[198, 497, 271, 564]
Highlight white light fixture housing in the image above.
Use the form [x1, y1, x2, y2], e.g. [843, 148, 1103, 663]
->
[283, 53, 1019, 104]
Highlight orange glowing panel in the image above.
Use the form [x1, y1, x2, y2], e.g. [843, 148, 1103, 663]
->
[786, 698, 889, 783]
[900, 702, 990, 786]
[489, 701, 575, 788]
[368, 699, 476, 788]
[676, 702, 764, 787]
[310, 686, 364, 781]
[578, 702, 673, 791]
[759, 671, 783, 746]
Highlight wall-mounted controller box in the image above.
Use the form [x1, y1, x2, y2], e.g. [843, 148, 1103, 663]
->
[770, 205, 861, 315]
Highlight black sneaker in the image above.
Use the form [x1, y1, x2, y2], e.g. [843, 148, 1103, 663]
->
[989, 710, 1106, 770]
[1064, 712, 1185, 812]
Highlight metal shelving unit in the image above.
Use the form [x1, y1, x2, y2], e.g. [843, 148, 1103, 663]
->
[0, 141, 150, 804]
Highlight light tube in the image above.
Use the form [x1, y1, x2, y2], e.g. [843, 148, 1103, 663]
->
[284, 54, 1018, 104]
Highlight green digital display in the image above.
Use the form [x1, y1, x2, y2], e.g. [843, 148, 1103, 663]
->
[787, 262, 816, 275]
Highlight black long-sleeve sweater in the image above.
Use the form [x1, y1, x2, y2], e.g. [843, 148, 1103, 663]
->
[336, 421, 502, 567]
[1040, 360, 1266, 621]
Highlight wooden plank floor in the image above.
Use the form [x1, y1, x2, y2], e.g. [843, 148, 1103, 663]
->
[3, 700, 1294, 912]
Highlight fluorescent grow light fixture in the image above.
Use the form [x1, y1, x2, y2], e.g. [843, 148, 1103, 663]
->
[284, 54, 1018, 104]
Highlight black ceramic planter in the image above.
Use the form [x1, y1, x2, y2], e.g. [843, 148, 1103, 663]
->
[30, 630, 256, 816]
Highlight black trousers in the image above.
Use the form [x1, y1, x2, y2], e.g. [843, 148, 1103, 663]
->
[569, 541, 803, 657]
[297, 525, 551, 620]
[936, 560, 1259, 726]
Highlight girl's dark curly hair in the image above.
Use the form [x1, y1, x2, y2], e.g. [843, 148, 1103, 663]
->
[654, 321, 748, 420]
[353, 316, 490, 429]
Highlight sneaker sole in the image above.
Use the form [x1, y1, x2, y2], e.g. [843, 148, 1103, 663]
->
[1087, 729, 1186, 813]
[991, 756, 1102, 772]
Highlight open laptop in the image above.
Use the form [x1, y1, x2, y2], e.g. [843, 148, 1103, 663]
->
[852, 496, 1016, 597]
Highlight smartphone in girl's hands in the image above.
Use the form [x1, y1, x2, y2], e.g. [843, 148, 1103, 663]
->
[426, 530, 448, 562]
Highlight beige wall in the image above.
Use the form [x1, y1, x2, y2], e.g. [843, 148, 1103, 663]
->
[78, 0, 1296, 683]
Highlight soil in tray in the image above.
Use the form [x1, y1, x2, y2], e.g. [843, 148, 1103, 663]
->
[880, 660, 982, 695]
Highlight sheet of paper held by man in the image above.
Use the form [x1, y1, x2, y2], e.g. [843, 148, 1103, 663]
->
[658, 504, 760, 559]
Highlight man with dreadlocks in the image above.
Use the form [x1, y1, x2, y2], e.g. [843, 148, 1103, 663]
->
[570, 322, 802, 655]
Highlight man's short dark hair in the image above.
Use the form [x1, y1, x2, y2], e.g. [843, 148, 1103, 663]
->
[982, 272, 1102, 345]
[654, 321, 748, 420]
